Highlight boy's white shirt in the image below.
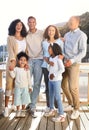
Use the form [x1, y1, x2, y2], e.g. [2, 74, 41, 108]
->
[9, 67, 32, 90]
[48, 56, 65, 81]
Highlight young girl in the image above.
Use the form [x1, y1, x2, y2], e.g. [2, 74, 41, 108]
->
[9, 52, 32, 117]
[44, 43, 65, 122]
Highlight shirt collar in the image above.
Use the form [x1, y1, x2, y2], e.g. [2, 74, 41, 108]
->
[70, 28, 80, 33]
[28, 29, 38, 34]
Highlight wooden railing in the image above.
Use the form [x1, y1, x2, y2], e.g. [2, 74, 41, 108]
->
[0, 62, 89, 105]
[0, 62, 6, 88]
[79, 63, 89, 104]
[63, 63, 89, 105]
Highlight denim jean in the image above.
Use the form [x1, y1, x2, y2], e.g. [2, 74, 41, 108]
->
[29, 59, 43, 109]
[49, 80, 64, 115]
[42, 68, 58, 108]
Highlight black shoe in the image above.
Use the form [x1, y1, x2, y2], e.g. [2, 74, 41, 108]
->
[26, 104, 30, 110]
[30, 110, 37, 118]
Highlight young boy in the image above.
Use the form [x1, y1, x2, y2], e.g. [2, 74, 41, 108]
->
[9, 51, 32, 117]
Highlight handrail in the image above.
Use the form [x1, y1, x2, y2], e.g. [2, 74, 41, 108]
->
[0, 62, 6, 65]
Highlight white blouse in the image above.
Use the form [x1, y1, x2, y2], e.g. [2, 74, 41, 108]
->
[16, 39, 26, 53]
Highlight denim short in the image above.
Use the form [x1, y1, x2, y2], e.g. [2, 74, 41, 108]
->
[14, 86, 31, 106]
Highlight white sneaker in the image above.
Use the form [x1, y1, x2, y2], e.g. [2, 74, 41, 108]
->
[64, 105, 73, 112]
[4, 107, 9, 117]
[71, 110, 80, 119]
[45, 107, 50, 113]
[15, 111, 21, 117]
[20, 111, 26, 117]
[11, 105, 16, 111]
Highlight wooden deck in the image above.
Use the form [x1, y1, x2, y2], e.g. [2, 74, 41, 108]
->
[0, 103, 89, 130]
[0, 63, 89, 130]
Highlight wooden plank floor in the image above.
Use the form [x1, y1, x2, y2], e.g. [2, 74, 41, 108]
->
[0, 104, 89, 130]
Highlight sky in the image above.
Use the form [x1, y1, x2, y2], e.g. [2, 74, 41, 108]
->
[0, 0, 89, 45]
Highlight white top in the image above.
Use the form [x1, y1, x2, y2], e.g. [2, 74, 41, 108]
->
[48, 56, 65, 81]
[9, 67, 32, 89]
[16, 39, 26, 53]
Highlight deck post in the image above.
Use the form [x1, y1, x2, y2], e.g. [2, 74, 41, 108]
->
[0, 70, 2, 88]
[88, 73, 89, 103]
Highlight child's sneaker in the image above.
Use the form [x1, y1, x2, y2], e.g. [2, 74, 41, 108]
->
[44, 109, 55, 117]
[52, 115, 65, 122]
[4, 107, 9, 117]
[21, 111, 26, 117]
[11, 105, 16, 111]
[15, 110, 21, 117]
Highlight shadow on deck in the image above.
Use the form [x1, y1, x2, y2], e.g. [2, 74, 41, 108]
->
[0, 104, 89, 130]
[0, 63, 89, 130]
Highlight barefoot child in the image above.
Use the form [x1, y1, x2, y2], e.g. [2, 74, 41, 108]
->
[9, 52, 32, 117]
[44, 43, 65, 122]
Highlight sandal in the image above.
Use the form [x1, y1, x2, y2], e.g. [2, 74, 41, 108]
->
[44, 109, 55, 117]
[52, 115, 65, 122]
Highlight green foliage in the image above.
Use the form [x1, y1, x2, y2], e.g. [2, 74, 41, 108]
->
[0, 58, 3, 62]
[58, 12, 89, 44]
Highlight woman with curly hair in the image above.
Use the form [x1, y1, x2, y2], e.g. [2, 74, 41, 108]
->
[4, 19, 27, 117]
[41, 25, 63, 111]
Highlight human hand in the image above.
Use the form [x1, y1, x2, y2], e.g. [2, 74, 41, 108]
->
[59, 55, 64, 60]
[50, 74, 55, 80]
[9, 66, 14, 71]
[49, 61, 54, 66]
[29, 87, 33, 92]
[24, 64, 29, 70]
[9, 60, 16, 70]
[44, 57, 49, 63]
[60, 37, 65, 42]
[29, 88, 33, 93]
[64, 60, 72, 67]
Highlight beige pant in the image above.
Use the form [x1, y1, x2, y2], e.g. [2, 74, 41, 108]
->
[5, 70, 14, 96]
[62, 63, 80, 110]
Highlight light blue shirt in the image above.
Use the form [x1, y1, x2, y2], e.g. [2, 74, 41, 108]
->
[41, 38, 63, 68]
[64, 28, 87, 63]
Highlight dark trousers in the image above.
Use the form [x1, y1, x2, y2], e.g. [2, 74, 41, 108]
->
[42, 68, 49, 107]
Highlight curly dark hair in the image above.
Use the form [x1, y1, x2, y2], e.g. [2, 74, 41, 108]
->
[43, 25, 59, 40]
[17, 51, 29, 61]
[8, 19, 27, 37]
[49, 43, 62, 56]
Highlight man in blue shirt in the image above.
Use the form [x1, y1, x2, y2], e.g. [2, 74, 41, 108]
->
[62, 16, 87, 119]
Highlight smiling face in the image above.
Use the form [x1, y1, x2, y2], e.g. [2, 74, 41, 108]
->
[18, 56, 27, 68]
[15, 22, 23, 32]
[48, 26, 56, 38]
[28, 18, 36, 31]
